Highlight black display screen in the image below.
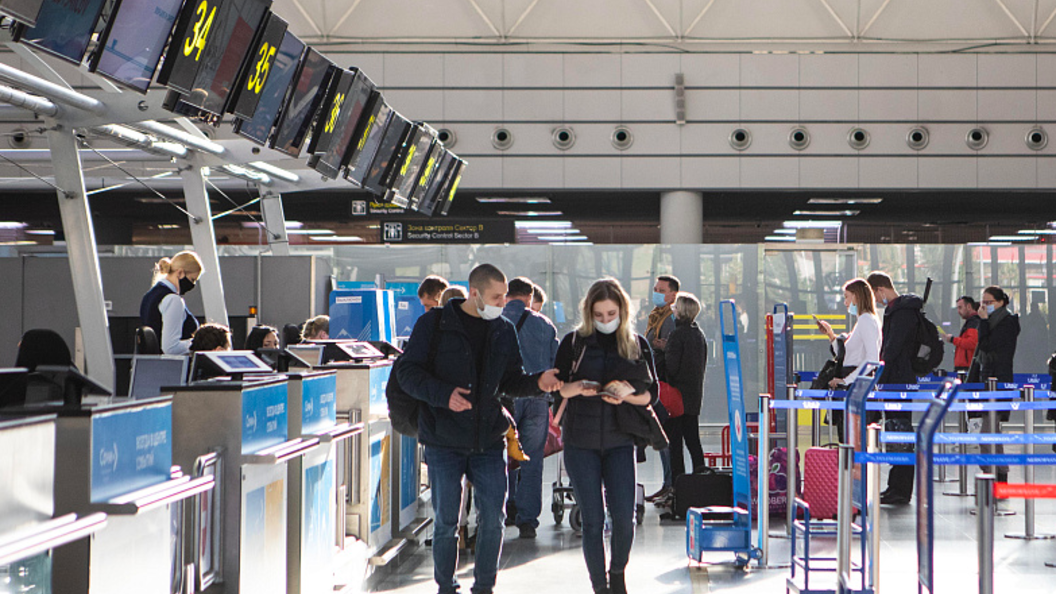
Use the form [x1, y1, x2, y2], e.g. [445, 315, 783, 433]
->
[361, 111, 413, 196]
[157, 0, 229, 93]
[228, 11, 287, 119]
[416, 149, 454, 216]
[344, 94, 388, 186]
[406, 141, 444, 212]
[233, 30, 303, 145]
[0, 0, 46, 27]
[90, 0, 184, 93]
[438, 157, 467, 216]
[306, 67, 354, 156]
[182, 0, 268, 115]
[18, 0, 107, 64]
[308, 69, 376, 180]
[269, 47, 334, 158]
[392, 125, 437, 208]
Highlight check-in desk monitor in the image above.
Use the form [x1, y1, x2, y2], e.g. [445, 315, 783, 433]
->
[189, 351, 273, 381]
[303, 341, 386, 366]
[287, 344, 325, 367]
[129, 356, 188, 399]
[24, 365, 111, 407]
[255, 348, 314, 372]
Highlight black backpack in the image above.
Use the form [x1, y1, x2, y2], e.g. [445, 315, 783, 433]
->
[911, 279, 945, 376]
[387, 312, 443, 437]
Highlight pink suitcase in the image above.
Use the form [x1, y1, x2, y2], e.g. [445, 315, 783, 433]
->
[802, 446, 839, 520]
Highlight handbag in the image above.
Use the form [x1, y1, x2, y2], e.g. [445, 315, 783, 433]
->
[657, 380, 684, 418]
[544, 408, 563, 457]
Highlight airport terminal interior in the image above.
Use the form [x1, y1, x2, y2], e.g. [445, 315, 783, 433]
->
[8, 1, 1056, 594]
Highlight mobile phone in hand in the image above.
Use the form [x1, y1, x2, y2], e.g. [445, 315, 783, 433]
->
[580, 380, 601, 391]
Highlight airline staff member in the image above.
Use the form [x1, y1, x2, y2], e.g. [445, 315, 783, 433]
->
[139, 251, 203, 355]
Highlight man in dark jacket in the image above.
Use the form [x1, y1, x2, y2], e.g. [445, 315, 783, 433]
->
[398, 264, 561, 594]
[867, 271, 922, 505]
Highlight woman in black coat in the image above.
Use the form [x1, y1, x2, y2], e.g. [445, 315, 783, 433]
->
[663, 292, 708, 480]
[970, 285, 1020, 481]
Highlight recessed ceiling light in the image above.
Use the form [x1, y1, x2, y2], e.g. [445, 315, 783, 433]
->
[538, 235, 589, 241]
[782, 220, 843, 229]
[476, 197, 551, 204]
[287, 229, 334, 235]
[989, 235, 1034, 242]
[285, 221, 304, 229]
[793, 210, 860, 217]
[525, 228, 581, 235]
[1019, 229, 1056, 235]
[969, 242, 1011, 246]
[309, 235, 363, 242]
[0, 222, 27, 229]
[25, 229, 55, 235]
[765, 235, 796, 242]
[773, 229, 796, 235]
[496, 211, 563, 217]
[515, 221, 573, 229]
[157, 224, 181, 230]
[807, 198, 883, 205]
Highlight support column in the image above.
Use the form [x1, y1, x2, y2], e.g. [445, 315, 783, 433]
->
[180, 158, 229, 325]
[45, 124, 114, 391]
[660, 190, 703, 244]
[259, 191, 290, 256]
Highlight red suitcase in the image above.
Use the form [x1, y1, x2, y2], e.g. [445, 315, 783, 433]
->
[802, 446, 839, 520]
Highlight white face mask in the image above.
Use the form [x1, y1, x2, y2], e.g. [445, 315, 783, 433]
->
[594, 318, 620, 334]
[476, 295, 503, 321]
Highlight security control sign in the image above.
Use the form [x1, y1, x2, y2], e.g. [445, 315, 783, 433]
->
[381, 220, 515, 244]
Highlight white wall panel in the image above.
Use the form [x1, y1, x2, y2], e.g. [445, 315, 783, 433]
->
[564, 53, 621, 87]
[564, 89, 621, 121]
[383, 54, 444, 87]
[564, 157, 622, 189]
[437, 123, 497, 154]
[978, 54, 1036, 87]
[741, 89, 799, 121]
[858, 90, 917, 121]
[744, 124, 794, 154]
[858, 54, 916, 87]
[681, 54, 740, 87]
[504, 157, 563, 188]
[503, 54, 564, 88]
[504, 90, 563, 121]
[681, 157, 739, 189]
[622, 53, 680, 87]
[684, 89, 740, 121]
[620, 124, 680, 155]
[501, 124, 558, 155]
[978, 157, 1037, 189]
[855, 123, 913, 155]
[1037, 91, 1056, 121]
[622, 157, 681, 189]
[859, 158, 917, 188]
[741, 157, 798, 187]
[917, 55, 977, 88]
[443, 90, 504, 121]
[560, 123, 618, 155]
[1037, 158, 1056, 187]
[1037, 54, 1056, 87]
[681, 124, 741, 154]
[622, 89, 675, 121]
[803, 123, 860, 154]
[984, 123, 1036, 154]
[739, 54, 799, 87]
[918, 90, 976, 121]
[347, 54, 387, 86]
[800, 157, 859, 188]
[918, 157, 976, 188]
[445, 54, 504, 88]
[381, 90, 444, 121]
[459, 156, 503, 188]
[798, 90, 858, 122]
[799, 54, 858, 87]
[921, 124, 975, 155]
[978, 90, 1037, 121]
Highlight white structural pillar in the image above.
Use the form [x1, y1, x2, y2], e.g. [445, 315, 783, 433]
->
[45, 124, 115, 391]
[259, 190, 291, 256]
[180, 158, 229, 325]
[660, 190, 703, 244]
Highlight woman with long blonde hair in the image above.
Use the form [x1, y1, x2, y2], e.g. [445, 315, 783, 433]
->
[555, 277, 655, 594]
[138, 251, 203, 355]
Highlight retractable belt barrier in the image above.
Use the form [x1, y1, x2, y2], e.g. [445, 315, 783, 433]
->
[855, 452, 1056, 465]
[773, 400, 1056, 412]
[882, 432, 1056, 445]
[793, 389, 1039, 401]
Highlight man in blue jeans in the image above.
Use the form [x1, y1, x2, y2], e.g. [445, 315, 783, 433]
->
[398, 264, 563, 594]
[502, 277, 559, 539]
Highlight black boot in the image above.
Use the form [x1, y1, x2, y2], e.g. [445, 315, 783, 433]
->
[609, 572, 626, 594]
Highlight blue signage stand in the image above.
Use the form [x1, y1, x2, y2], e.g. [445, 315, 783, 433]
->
[687, 300, 760, 568]
[772, 303, 793, 392]
[916, 381, 962, 594]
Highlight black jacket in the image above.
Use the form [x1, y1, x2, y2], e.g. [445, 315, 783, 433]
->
[554, 330, 656, 451]
[879, 294, 924, 385]
[665, 320, 707, 417]
[973, 308, 1020, 383]
[397, 300, 542, 452]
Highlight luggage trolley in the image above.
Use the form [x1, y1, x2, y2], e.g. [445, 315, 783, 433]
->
[551, 443, 646, 532]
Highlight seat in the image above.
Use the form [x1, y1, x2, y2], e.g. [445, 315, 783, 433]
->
[135, 326, 161, 355]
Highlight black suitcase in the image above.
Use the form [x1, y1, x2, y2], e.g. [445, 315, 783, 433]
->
[672, 466, 733, 521]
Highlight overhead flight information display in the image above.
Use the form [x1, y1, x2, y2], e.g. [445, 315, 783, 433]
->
[182, 0, 269, 115]
[437, 157, 467, 216]
[157, 0, 230, 93]
[306, 67, 354, 156]
[270, 47, 335, 157]
[391, 124, 437, 208]
[362, 112, 413, 196]
[17, 0, 107, 64]
[307, 69, 376, 180]
[0, 0, 47, 27]
[233, 30, 304, 145]
[90, 0, 184, 92]
[229, 11, 288, 120]
[345, 94, 389, 187]
[415, 149, 454, 216]
[405, 141, 444, 212]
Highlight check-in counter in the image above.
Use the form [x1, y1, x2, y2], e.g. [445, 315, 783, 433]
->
[284, 370, 362, 594]
[0, 415, 107, 592]
[2, 398, 212, 594]
[171, 378, 318, 594]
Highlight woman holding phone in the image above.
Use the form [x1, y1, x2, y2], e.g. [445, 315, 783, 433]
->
[555, 278, 656, 594]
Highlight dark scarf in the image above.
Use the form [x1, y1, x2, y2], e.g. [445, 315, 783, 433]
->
[987, 305, 1010, 330]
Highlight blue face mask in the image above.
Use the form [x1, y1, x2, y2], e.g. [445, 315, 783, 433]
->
[652, 292, 667, 308]
[986, 304, 996, 315]
[848, 303, 858, 317]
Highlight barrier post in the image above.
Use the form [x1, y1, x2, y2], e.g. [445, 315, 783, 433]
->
[811, 408, 821, 447]
[785, 384, 798, 538]
[986, 377, 999, 477]
[1006, 386, 1056, 540]
[757, 394, 770, 566]
[836, 444, 853, 591]
[946, 371, 971, 497]
[976, 474, 995, 594]
[867, 423, 881, 593]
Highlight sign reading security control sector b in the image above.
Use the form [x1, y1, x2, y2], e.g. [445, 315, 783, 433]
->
[381, 220, 514, 244]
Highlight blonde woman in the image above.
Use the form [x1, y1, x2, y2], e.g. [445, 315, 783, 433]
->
[556, 278, 656, 594]
[139, 251, 203, 355]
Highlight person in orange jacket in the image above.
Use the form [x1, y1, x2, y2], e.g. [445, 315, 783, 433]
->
[945, 295, 980, 373]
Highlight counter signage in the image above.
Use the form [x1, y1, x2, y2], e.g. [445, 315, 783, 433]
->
[91, 402, 173, 502]
[301, 373, 337, 434]
[381, 219, 515, 244]
[400, 434, 417, 515]
[242, 382, 289, 454]
[369, 365, 392, 414]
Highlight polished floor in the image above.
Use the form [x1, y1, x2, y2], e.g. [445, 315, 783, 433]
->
[372, 431, 1056, 594]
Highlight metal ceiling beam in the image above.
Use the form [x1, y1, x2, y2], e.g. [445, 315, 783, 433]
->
[0, 83, 58, 116]
[1039, 4, 1056, 36]
[288, 0, 324, 37]
[684, 0, 718, 37]
[992, 0, 1030, 37]
[464, 0, 501, 37]
[642, 0, 677, 38]
[329, 0, 367, 37]
[507, 0, 542, 37]
[817, 0, 853, 38]
[0, 62, 105, 115]
[860, 0, 892, 37]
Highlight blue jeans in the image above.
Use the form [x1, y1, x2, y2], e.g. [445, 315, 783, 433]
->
[507, 397, 550, 528]
[563, 442, 637, 591]
[425, 445, 508, 594]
